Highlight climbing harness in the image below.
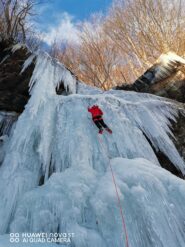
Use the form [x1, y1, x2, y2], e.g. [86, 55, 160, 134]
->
[98, 136, 129, 247]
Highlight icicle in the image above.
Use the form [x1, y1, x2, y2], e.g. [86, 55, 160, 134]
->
[20, 54, 36, 74]
[11, 43, 26, 53]
[0, 55, 10, 64]
[0, 111, 18, 136]
[29, 52, 76, 95]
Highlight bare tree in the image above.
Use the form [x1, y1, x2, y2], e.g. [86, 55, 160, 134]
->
[55, 17, 128, 89]
[48, 0, 185, 89]
[0, 0, 43, 44]
[104, 0, 185, 80]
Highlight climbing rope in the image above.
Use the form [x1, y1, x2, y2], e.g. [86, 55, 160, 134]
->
[98, 136, 129, 247]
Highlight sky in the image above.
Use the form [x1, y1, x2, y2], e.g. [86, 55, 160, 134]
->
[35, 0, 112, 46]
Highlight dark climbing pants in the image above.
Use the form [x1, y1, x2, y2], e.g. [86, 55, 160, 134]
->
[93, 116, 108, 130]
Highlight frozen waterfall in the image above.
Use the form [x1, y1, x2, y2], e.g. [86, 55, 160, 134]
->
[0, 51, 184, 247]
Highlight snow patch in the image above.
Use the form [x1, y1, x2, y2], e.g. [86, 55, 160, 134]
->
[159, 52, 185, 66]
[11, 43, 26, 53]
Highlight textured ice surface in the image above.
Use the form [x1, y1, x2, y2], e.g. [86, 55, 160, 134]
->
[7, 158, 185, 247]
[0, 111, 18, 136]
[0, 53, 184, 246]
[28, 52, 77, 96]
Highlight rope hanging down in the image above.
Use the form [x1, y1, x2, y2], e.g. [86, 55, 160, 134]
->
[98, 136, 129, 247]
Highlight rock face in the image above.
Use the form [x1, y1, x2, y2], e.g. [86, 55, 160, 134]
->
[0, 40, 32, 113]
[151, 79, 185, 102]
[171, 111, 185, 169]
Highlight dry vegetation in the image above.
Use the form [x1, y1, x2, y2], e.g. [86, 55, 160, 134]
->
[1, 0, 185, 89]
[0, 0, 43, 48]
[54, 0, 185, 89]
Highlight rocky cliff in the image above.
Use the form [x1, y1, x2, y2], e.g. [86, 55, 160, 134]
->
[0, 40, 32, 113]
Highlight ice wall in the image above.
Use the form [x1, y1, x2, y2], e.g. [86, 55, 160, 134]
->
[0, 53, 184, 246]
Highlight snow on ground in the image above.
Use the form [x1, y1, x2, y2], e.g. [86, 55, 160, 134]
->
[0, 52, 185, 246]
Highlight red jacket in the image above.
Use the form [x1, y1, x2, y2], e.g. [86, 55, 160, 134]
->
[88, 105, 103, 118]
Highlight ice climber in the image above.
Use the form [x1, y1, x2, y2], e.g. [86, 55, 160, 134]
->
[88, 105, 112, 134]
